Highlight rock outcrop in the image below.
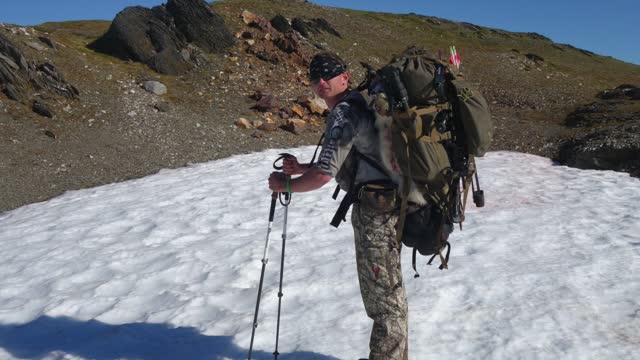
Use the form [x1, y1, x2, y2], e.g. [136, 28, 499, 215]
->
[557, 85, 640, 177]
[1, 33, 78, 115]
[270, 15, 293, 34]
[166, 0, 235, 52]
[597, 84, 640, 100]
[89, 6, 192, 75]
[558, 123, 640, 177]
[0, 33, 31, 102]
[89, 0, 234, 75]
[241, 11, 312, 66]
[291, 17, 341, 38]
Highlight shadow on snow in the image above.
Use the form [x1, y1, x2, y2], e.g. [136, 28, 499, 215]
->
[0, 316, 339, 360]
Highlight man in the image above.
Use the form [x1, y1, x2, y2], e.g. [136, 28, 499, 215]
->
[268, 52, 409, 360]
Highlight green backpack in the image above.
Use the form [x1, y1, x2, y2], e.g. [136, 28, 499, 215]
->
[360, 46, 493, 275]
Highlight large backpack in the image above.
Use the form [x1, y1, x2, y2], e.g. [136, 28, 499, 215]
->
[354, 46, 492, 276]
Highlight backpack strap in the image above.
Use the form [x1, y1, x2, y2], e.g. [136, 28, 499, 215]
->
[330, 148, 360, 228]
[421, 127, 452, 143]
[331, 185, 341, 200]
[414, 245, 452, 278]
[354, 151, 390, 177]
[412, 104, 453, 143]
[329, 150, 392, 228]
[413, 104, 449, 116]
[427, 241, 451, 270]
[309, 133, 325, 166]
[459, 155, 477, 226]
[330, 93, 389, 227]
[330, 183, 358, 228]
[397, 175, 411, 248]
[406, 104, 448, 140]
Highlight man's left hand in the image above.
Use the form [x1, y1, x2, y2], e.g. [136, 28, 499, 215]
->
[268, 172, 287, 192]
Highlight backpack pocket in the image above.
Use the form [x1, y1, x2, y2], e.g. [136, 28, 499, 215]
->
[402, 205, 453, 255]
[449, 79, 493, 157]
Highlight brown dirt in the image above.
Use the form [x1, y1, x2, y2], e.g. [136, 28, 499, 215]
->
[1, 1, 639, 212]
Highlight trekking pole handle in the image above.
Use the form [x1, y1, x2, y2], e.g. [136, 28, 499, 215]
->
[269, 192, 278, 222]
[272, 154, 294, 206]
[273, 153, 295, 170]
[279, 177, 291, 206]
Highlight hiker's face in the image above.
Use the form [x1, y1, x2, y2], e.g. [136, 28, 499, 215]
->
[311, 72, 349, 100]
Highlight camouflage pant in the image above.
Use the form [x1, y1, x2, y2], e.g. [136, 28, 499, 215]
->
[352, 189, 409, 360]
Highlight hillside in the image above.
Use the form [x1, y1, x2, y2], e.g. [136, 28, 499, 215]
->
[0, 150, 638, 359]
[1, 0, 639, 211]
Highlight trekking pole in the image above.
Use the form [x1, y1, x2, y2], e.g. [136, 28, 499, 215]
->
[272, 154, 294, 359]
[273, 188, 291, 359]
[472, 172, 485, 208]
[248, 192, 278, 360]
[249, 154, 294, 359]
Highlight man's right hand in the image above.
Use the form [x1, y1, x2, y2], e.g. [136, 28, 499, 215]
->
[283, 156, 303, 175]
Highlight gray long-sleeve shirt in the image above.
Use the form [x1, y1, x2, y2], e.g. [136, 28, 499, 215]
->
[315, 90, 390, 191]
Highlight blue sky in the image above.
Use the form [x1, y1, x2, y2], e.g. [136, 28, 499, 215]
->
[1, 0, 638, 65]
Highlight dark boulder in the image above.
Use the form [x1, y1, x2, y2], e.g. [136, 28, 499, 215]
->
[254, 50, 280, 64]
[270, 15, 292, 33]
[250, 89, 268, 101]
[0, 33, 30, 102]
[32, 100, 54, 118]
[166, 0, 235, 52]
[311, 18, 341, 37]
[252, 94, 280, 112]
[558, 86, 640, 177]
[274, 37, 296, 54]
[292, 18, 314, 37]
[292, 17, 341, 38]
[598, 85, 640, 100]
[89, 0, 234, 75]
[240, 31, 254, 40]
[0, 34, 29, 70]
[89, 6, 192, 75]
[37, 36, 57, 49]
[525, 53, 544, 62]
[557, 123, 640, 177]
[565, 102, 617, 128]
[35, 62, 79, 99]
[3, 84, 22, 101]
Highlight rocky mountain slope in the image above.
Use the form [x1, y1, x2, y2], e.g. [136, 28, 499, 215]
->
[1, 0, 639, 212]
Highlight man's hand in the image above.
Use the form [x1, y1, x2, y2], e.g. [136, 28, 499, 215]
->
[282, 156, 304, 175]
[268, 171, 287, 192]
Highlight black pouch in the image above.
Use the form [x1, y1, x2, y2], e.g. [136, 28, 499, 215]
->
[402, 205, 453, 255]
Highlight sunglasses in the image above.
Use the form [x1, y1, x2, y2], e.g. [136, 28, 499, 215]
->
[309, 72, 345, 85]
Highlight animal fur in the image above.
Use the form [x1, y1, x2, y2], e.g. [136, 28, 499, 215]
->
[371, 94, 427, 205]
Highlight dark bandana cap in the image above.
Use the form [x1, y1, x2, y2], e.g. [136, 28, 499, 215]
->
[309, 54, 347, 81]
